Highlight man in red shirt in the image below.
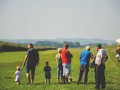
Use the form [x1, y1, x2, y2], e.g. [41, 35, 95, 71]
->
[61, 43, 73, 83]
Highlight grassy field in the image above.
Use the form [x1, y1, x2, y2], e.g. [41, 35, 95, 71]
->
[0, 46, 120, 90]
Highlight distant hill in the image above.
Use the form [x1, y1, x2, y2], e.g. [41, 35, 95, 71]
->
[0, 38, 116, 45]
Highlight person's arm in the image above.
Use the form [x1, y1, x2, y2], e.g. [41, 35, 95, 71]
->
[13, 71, 16, 77]
[21, 55, 28, 70]
[36, 51, 39, 65]
[98, 53, 103, 66]
[90, 53, 94, 59]
[66, 50, 73, 58]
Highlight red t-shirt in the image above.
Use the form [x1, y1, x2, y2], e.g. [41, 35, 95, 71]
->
[61, 48, 73, 64]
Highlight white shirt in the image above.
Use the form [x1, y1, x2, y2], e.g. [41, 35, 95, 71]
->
[95, 49, 107, 65]
[15, 71, 21, 81]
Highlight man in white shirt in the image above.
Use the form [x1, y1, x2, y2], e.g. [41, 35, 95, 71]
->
[95, 43, 108, 89]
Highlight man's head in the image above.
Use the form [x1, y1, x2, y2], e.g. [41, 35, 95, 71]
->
[28, 43, 33, 49]
[96, 43, 102, 51]
[86, 46, 90, 51]
[64, 43, 69, 49]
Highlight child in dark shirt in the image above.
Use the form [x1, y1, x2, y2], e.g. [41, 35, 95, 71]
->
[44, 61, 51, 84]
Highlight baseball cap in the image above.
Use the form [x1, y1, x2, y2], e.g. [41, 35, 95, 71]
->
[96, 43, 102, 48]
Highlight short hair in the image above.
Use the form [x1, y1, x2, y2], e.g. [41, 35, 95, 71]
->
[64, 43, 68, 47]
[86, 46, 90, 50]
[17, 66, 20, 71]
[29, 43, 33, 47]
[46, 61, 49, 65]
[58, 48, 62, 52]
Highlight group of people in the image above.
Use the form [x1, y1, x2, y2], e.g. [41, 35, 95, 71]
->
[13, 43, 109, 90]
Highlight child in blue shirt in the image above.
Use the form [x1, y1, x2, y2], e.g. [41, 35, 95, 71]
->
[44, 61, 51, 84]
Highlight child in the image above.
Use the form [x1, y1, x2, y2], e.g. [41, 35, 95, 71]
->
[13, 66, 21, 85]
[44, 61, 51, 84]
[56, 48, 63, 83]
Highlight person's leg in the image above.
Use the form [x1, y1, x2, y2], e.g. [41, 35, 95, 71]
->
[95, 65, 101, 89]
[31, 65, 36, 84]
[84, 65, 89, 84]
[48, 79, 50, 84]
[62, 64, 66, 84]
[101, 64, 106, 88]
[57, 67, 60, 83]
[45, 79, 47, 83]
[26, 65, 31, 84]
[78, 65, 84, 84]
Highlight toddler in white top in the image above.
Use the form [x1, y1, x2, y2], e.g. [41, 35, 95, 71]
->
[13, 66, 21, 85]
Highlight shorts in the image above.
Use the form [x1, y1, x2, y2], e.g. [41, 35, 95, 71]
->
[45, 73, 51, 79]
[26, 64, 36, 74]
[62, 63, 71, 77]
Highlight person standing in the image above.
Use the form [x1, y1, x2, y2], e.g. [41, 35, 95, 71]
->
[61, 43, 73, 84]
[56, 48, 63, 83]
[44, 61, 51, 84]
[77, 46, 94, 85]
[116, 45, 120, 62]
[95, 43, 108, 89]
[21, 43, 39, 84]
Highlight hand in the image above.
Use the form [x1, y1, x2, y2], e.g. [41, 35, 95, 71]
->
[21, 66, 24, 71]
[98, 62, 101, 66]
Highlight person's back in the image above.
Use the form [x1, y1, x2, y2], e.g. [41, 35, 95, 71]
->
[80, 50, 91, 65]
[61, 48, 72, 64]
[44, 66, 51, 75]
[27, 48, 39, 66]
[56, 53, 62, 65]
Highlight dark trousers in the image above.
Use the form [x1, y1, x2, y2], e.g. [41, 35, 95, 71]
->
[78, 65, 89, 83]
[95, 64, 106, 88]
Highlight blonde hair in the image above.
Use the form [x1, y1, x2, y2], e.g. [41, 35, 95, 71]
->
[16, 66, 21, 71]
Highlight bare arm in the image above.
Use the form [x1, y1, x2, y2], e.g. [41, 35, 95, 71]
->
[98, 54, 103, 66]
[21, 55, 28, 70]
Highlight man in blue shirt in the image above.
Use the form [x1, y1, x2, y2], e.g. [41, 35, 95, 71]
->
[77, 46, 94, 85]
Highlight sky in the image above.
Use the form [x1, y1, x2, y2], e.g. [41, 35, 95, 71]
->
[0, 0, 120, 40]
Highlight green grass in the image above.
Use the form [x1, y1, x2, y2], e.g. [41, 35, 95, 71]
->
[0, 46, 120, 90]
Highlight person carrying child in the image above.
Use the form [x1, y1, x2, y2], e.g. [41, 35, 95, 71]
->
[13, 66, 21, 85]
[44, 61, 51, 84]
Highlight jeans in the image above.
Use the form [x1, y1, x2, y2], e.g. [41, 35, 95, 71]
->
[95, 64, 106, 88]
[78, 65, 89, 83]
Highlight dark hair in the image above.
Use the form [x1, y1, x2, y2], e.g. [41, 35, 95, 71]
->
[46, 61, 49, 65]
[29, 43, 33, 48]
[64, 43, 68, 47]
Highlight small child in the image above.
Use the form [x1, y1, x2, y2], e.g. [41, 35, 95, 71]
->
[56, 48, 63, 83]
[13, 66, 21, 85]
[44, 61, 51, 84]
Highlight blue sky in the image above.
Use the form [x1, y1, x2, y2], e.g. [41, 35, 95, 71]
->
[0, 0, 120, 40]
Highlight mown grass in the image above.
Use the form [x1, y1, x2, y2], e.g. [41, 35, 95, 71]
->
[0, 46, 120, 90]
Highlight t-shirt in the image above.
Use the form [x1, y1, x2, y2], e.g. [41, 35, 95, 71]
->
[80, 50, 92, 65]
[15, 71, 21, 81]
[26, 48, 39, 66]
[61, 48, 73, 64]
[56, 53, 62, 64]
[95, 49, 107, 65]
[44, 66, 51, 75]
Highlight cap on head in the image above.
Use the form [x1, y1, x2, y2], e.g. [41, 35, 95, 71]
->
[86, 46, 90, 50]
[96, 43, 102, 48]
